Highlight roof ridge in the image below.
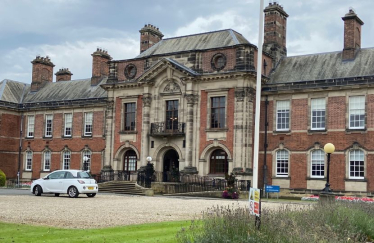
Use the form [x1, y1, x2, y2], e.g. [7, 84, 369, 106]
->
[163, 29, 234, 41]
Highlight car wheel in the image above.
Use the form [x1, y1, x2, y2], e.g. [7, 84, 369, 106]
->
[68, 186, 79, 198]
[34, 185, 42, 196]
[54, 193, 60, 197]
[86, 193, 96, 198]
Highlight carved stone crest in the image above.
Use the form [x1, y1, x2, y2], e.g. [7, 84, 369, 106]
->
[163, 80, 181, 93]
[142, 93, 152, 107]
[235, 90, 245, 102]
[185, 94, 199, 104]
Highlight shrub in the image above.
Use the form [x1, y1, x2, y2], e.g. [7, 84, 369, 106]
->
[177, 201, 374, 243]
[0, 170, 6, 187]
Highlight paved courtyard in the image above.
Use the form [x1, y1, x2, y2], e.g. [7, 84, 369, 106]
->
[0, 191, 302, 229]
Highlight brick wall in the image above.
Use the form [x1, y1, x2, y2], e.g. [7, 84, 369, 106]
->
[199, 89, 235, 161]
[117, 60, 145, 81]
[21, 110, 106, 177]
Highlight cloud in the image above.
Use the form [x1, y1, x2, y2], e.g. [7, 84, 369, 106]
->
[174, 11, 253, 41]
[1, 37, 139, 83]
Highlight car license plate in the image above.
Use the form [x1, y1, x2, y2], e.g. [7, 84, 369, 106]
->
[88, 187, 94, 190]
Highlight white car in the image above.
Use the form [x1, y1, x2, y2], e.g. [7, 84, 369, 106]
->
[31, 170, 98, 198]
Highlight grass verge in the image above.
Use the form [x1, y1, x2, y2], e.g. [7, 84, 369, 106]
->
[0, 220, 190, 243]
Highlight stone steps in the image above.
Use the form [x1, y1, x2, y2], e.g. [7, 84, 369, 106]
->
[98, 181, 145, 195]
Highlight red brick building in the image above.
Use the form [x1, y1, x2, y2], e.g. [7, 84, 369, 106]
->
[0, 3, 373, 194]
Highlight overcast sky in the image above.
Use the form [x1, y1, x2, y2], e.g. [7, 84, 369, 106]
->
[1, 0, 373, 83]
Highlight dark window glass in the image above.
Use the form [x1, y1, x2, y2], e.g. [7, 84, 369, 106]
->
[210, 149, 228, 174]
[211, 97, 226, 128]
[124, 150, 137, 172]
[166, 100, 179, 130]
[124, 103, 136, 131]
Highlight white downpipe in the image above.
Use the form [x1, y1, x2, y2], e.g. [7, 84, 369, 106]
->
[253, 0, 265, 189]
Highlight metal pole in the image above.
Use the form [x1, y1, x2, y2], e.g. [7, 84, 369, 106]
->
[263, 96, 269, 195]
[253, 0, 265, 189]
[17, 113, 24, 188]
[323, 153, 331, 192]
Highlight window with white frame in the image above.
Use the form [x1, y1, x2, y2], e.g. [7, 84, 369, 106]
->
[43, 150, 51, 171]
[349, 96, 365, 129]
[63, 150, 71, 170]
[64, 113, 72, 137]
[25, 151, 33, 171]
[45, 114, 53, 137]
[82, 150, 92, 170]
[311, 150, 325, 178]
[311, 98, 325, 130]
[84, 112, 93, 136]
[276, 101, 290, 131]
[27, 115, 35, 138]
[349, 150, 364, 179]
[276, 149, 289, 177]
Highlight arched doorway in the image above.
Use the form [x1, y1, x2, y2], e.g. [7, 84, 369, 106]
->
[210, 149, 228, 174]
[163, 149, 179, 182]
[123, 150, 137, 180]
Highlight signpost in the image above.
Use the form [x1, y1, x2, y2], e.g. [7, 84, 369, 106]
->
[249, 188, 261, 214]
[265, 185, 280, 199]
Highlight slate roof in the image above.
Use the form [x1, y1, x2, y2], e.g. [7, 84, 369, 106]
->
[270, 48, 374, 83]
[137, 29, 251, 58]
[0, 78, 107, 106]
[0, 79, 27, 103]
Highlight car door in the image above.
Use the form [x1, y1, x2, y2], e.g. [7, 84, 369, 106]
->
[44, 171, 66, 192]
[61, 171, 76, 192]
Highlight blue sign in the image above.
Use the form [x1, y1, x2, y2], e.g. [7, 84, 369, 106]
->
[265, 185, 280, 193]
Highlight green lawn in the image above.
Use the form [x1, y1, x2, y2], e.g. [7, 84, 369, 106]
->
[0, 220, 191, 243]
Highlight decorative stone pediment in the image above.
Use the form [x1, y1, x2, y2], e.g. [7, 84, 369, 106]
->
[163, 80, 181, 93]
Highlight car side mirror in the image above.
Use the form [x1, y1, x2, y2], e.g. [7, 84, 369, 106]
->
[43, 176, 49, 180]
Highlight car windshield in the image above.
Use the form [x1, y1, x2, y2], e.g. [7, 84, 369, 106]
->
[77, 171, 92, 179]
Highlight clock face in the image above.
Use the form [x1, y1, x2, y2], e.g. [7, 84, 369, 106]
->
[124, 64, 137, 79]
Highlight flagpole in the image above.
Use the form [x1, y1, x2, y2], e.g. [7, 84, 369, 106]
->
[253, 0, 265, 189]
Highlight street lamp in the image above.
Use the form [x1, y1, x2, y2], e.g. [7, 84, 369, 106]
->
[146, 156, 152, 163]
[322, 143, 335, 193]
[83, 156, 90, 171]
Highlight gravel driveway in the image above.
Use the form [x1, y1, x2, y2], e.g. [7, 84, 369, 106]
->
[0, 194, 298, 229]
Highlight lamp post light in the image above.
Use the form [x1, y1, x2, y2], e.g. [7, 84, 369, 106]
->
[83, 156, 90, 171]
[322, 143, 335, 193]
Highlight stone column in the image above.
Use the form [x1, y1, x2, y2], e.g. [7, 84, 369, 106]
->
[103, 99, 114, 171]
[233, 88, 245, 170]
[185, 94, 196, 167]
[141, 93, 152, 166]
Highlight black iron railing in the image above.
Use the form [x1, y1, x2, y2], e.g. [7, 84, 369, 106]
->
[95, 170, 132, 183]
[150, 122, 185, 136]
[136, 172, 251, 193]
[173, 174, 251, 193]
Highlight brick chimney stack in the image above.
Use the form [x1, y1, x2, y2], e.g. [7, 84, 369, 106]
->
[139, 24, 164, 53]
[55, 68, 73, 81]
[263, 2, 289, 67]
[91, 48, 112, 86]
[342, 8, 364, 60]
[31, 56, 55, 92]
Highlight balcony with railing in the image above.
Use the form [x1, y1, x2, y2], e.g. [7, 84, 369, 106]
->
[150, 122, 185, 136]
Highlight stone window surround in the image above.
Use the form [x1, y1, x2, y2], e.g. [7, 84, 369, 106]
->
[273, 98, 291, 133]
[206, 89, 228, 130]
[120, 97, 138, 133]
[42, 149, 51, 172]
[26, 115, 35, 138]
[345, 144, 367, 180]
[83, 111, 94, 137]
[63, 113, 73, 137]
[61, 147, 71, 170]
[25, 148, 33, 171]
[347, 94, 366, 130]
[44, 114, 53, 138]
[271, 143, 290, 178]
[309, 97, 327, 131]
[306, 144, 326, 179]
